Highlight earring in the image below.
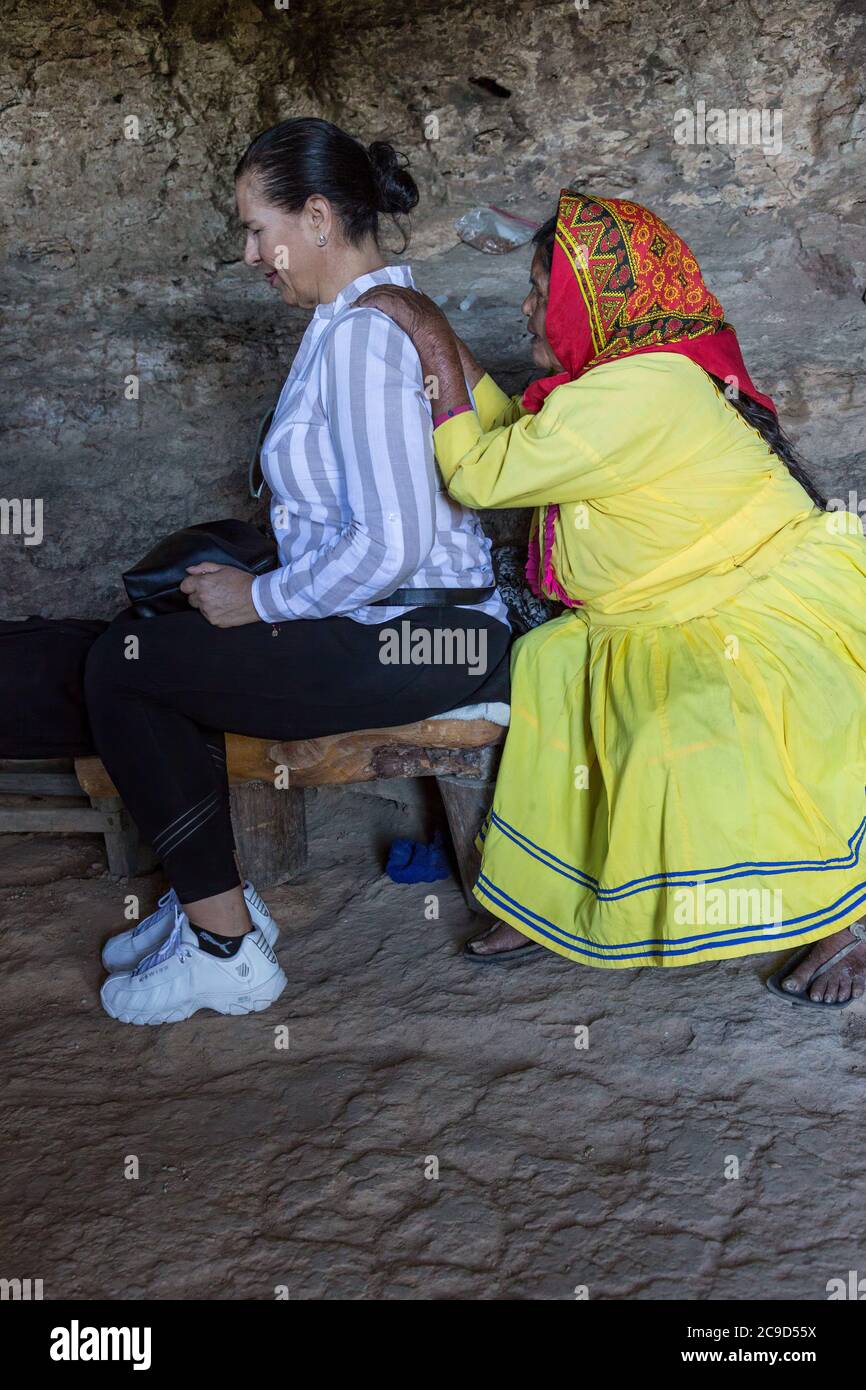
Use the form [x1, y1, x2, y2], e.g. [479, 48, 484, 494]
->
[318, 234, 327, 246]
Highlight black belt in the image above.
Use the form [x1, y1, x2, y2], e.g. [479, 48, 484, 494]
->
[367, 586, 495, 608]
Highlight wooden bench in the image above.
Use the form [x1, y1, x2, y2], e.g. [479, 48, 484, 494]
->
[0, 758, 151, 877]
[68, 717, 506, 914]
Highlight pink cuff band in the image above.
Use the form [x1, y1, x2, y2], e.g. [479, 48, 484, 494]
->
[433, 403, 473, 429]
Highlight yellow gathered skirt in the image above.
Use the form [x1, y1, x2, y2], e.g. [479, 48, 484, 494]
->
[474, 515, 866, 966]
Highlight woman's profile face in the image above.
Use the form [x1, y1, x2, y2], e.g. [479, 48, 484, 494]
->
[236, 173, 325, 309]
[521, 250, 562, 370]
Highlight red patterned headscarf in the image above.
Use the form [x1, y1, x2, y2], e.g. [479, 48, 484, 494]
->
[524, 190, 776, 415]
[524, 190, 776, 605]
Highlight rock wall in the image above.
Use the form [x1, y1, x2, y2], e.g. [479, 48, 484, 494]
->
[1, 0, 864, 616]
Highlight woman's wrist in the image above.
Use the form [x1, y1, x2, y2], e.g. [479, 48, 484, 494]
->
[433, 403, 473, 429]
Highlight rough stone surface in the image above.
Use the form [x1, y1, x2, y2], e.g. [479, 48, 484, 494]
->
[1, 780, 864, 1300]
[2, 0, 865, 615]
[1, 0, 865, 1301]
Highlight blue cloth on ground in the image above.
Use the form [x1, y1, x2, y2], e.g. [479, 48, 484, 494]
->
[386, 830, 451, 884]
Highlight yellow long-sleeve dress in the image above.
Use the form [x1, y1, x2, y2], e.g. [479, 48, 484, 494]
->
[434, 354, 866, 966]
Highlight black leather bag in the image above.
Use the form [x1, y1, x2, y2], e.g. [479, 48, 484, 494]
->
[0, 617, 108, 758]
[122, 519, 278, 618]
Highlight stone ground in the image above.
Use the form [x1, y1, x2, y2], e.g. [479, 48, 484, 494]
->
[1, 777, 863, 1301]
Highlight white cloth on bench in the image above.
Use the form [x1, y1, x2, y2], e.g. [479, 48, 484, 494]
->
[430, 701, 510, 727]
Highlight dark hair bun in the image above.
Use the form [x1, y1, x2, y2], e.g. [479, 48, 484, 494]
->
[367, 141, 419, 216]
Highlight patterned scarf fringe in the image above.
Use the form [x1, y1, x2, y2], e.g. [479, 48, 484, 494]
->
[525, 505, 583, 607]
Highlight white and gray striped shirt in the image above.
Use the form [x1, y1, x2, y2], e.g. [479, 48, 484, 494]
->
[251, 263, 509, 628]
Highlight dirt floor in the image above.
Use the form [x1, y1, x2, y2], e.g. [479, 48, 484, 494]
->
[1, 779, 864, 1301]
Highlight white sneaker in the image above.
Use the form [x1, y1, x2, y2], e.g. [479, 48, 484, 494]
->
[100, 909, 288, 1025]
[101, 880, 278, 972]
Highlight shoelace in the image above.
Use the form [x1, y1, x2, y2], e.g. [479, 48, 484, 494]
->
[132, 888, 178, 938]
[134, 913, 190, 976]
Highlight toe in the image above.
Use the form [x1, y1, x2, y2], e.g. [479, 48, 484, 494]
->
[466, 930, 496, 956]
[821, 973, 841, 1005]
[782, 952, 821, 993]
[851, 950, 866, 1000]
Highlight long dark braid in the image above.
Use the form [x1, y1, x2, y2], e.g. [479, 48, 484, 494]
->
[705, 375, 827, 509]
[531, 217, 827, 510]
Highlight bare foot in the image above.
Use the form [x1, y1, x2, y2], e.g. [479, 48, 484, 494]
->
[465, 919, 530, 955]
[778, 924, 866, 1004]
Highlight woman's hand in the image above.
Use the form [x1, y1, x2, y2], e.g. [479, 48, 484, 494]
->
[180, 563, 261, 627]
[355, 286, 485, 384]
[355, 285, 471, 420]
[354, 286, 456, 356]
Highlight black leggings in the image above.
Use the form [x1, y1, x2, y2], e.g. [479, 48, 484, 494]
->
[84, 607, 511, 902]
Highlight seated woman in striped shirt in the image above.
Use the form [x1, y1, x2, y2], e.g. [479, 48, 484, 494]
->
[87, 117, 511, 1027]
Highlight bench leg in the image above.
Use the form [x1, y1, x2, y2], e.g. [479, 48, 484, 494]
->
[436, 772, 497, 916]
[230, 781, 307, 890]
[92, 796, 156, 879]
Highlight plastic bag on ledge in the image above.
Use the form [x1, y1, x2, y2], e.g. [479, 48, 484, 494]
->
[454, 205, 539, 254]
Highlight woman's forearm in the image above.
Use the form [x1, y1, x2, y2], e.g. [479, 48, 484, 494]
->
[452, 334, 487, 392]
[419, 334, 472, 421]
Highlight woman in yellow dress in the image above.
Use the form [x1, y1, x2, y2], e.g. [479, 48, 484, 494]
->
[358, 191, 866, 1008]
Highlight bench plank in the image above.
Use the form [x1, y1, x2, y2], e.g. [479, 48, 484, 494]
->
[68, 720, 507, 889]
[75, 719, 506, 797]
[0, 806, 115, 833]
[270, 719, 505, 787]
[0, 773, 83, 796]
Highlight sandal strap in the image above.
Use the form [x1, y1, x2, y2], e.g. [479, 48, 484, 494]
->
[848, 920, 866, 946]
[470, 923, 499, 945]
[810, 938, 861, 982]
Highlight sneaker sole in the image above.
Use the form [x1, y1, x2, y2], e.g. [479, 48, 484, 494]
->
[103, 965, 288, 1025]
[102, 916, 279, 974]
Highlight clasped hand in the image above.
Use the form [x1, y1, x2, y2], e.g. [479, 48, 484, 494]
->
[180, 563, 260, 627]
